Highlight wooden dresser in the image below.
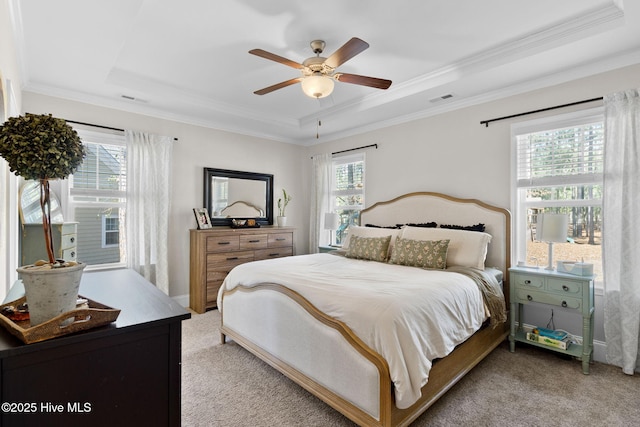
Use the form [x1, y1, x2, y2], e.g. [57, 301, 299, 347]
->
[189, 226, 295, 313]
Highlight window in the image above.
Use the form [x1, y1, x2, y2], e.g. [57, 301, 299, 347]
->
[331, 153, 365, 245]
[67, 129, 126, 267]
[512, 109, 603, 280]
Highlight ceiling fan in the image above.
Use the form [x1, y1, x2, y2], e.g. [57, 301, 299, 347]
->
[249, 37, 392, 99]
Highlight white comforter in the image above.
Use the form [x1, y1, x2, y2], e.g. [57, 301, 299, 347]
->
[218, 253, 488, 409]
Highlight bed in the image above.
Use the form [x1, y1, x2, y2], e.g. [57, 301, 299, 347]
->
[217, 192, 511, 427]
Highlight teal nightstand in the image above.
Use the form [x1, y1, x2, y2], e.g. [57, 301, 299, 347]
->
[509, 266, 595, 374]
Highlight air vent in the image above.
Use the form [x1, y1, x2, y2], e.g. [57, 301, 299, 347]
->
[429, 93, 454, 103]
[121, 94, 148, 103]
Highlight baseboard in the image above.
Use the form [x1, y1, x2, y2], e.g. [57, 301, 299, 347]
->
[172, 293, 190, 308]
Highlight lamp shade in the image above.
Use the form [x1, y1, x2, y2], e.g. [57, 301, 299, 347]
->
[324, 212, 340, 231]
[537, 213, 568, 243]
[301, 75, 334, 98]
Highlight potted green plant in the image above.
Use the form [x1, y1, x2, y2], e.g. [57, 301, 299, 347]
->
[0, 113, 87, 326]
[277, 189, 292, 227]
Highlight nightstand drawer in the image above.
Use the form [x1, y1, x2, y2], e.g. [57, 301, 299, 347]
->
[515, 289, 581, 310]
[512, 274, 544, 289]
[547, 278, 583, 297]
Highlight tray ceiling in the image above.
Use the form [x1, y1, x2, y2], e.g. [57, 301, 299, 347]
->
[9, 0, 640, 145]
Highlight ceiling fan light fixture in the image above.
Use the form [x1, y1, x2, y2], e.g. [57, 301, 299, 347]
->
[301, 74, 334, 99]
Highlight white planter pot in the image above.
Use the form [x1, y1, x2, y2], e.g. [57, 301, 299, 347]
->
[277, 216, 287, 227]
[18, 262, 86, 326]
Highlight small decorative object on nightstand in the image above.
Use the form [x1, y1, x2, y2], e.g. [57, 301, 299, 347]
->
[509, 266, 595, 374]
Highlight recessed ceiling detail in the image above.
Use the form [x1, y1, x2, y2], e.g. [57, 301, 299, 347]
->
[10, 0, 638, 145]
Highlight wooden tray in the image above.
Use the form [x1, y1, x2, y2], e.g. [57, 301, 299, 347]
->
[0, 295, 120, 344]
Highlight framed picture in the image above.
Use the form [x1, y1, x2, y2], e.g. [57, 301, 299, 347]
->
[193, 208, 212, 229]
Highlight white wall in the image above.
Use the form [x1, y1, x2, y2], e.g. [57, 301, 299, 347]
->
[21, 92, 308, 303]
[306, 63, 640, 350]
[18, 62, 640, 355]
[0, 0, 23, 300]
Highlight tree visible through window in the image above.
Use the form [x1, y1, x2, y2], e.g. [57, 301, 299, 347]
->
[513, 110, 603, 279]
[332, 153, 364, 245]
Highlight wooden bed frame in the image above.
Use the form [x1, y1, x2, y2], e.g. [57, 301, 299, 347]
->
[219, 192, 511, 427]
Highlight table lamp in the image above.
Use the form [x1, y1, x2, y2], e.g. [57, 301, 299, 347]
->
[536, 213, 568, 270]
[324, 212, 340, 246]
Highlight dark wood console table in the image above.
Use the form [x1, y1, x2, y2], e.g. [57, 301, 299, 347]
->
[0, 269, 191, 427]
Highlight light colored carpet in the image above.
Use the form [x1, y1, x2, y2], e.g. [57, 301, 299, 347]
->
[182, 309, 640, 426]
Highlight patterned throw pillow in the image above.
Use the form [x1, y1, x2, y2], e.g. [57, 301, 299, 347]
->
[345, 235, 392, 262]
[389, 237, 450, 269]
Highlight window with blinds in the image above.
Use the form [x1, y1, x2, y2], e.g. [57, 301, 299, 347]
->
[512, 109, 604, 280]
[67, 129, 126, 267]
[331, 153, 365, 245]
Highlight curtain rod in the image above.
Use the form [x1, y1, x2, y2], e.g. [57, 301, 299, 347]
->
[480, 97, 603, 127]
[311, 143, 378, 159]
[333, 143, 378, 156]
[64, 118, 179, 141]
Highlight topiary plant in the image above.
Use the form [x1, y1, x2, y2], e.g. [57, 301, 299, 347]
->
[0, 113, 86, 265]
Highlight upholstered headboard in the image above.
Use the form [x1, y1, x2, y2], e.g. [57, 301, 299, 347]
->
[359, 192, 511, 283]
[220, 200, 264, 218]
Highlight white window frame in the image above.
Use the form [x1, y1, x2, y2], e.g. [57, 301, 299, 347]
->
[511, 107, 604, 284]
[101, 214, 119, 248]
[61, 128, 127, 270]
[331, 152, 365, 245]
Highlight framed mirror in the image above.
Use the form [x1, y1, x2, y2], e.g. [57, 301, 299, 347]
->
[204, 168, 273, 226]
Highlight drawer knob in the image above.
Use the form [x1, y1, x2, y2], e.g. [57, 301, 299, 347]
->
[562, 285, 569, 292]
[249, 239, 260, 243]
[527, 295, 533, 301]
[218, 241, 231, 245]
[562, 301, 568, 307]
[70, 251, 76, 258]
[269, 253, 280, 257]
[226, 256, 239, 261]
[276, 238, 286, 241]
[524, 280, 531, 285]
[70, 237, 75, 243]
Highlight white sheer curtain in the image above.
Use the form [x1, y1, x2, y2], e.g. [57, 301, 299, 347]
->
[309, 153, 332, 253]
[603, 88, 640, 375]
[125, 130, 173, 294]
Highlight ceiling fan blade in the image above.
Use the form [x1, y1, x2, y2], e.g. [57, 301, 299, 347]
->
[249, 49, 304, 69]
[253, 78, 303, 95]
[324, 37, 369, 69]
[335, 73, 392, 90]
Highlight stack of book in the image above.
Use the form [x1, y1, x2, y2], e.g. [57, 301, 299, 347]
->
[526, 327, 571, 350]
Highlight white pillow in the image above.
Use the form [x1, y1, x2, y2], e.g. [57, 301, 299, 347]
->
[343, 226, 401, 258]
[400, 226, 492, 269]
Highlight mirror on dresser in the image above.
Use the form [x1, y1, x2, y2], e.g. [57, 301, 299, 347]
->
[203, 167, 274, 226]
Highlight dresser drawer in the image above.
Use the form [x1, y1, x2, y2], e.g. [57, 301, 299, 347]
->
[206, 235, 240, 252]
[58, 223, 77, 235]
[240, 234, 268, 250]
[60, 233, 76, 250]
[206, 250, 254, 270]
[206, 281, 223, 304]
[512, 274, 544, 289]
[62, 247, 77, 261]
[255, 247, 293, 260]
[547, 278, 583, 297]
[515, 289, 581, 310]
[268, 232, 293, 248]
